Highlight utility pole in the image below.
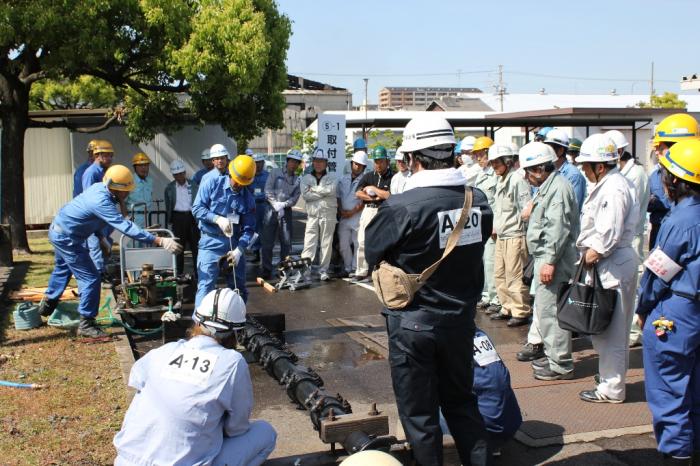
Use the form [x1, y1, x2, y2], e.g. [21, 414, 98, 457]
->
[363, 78, 368, 140]
[457, 69, 462, 87]
[496, 64, 506, 112]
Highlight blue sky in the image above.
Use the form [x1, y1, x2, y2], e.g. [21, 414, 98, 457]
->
[276, 0, 699, 105]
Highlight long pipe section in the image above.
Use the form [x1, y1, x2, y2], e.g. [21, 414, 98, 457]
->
[241, 317, 352, 431]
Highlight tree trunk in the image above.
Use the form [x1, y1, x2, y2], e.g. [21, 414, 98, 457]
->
[0, 74, 31, 254]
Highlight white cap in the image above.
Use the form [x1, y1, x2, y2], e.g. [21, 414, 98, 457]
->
[576, 134, 619, 163]
[253, 153, 265, 163]
[245, 148, 254, 156]
[604, 130, 629, 149]
[193, 288, 246, 334]
[397, 114, 456, 157]
[286, 149, 303, 161]
[340, 451, 402, 466]
[169, 160, 186, 175]
[487, 144, 515, 161]
[461, 136, 476, 152]
[201, 148, 211, 160]
[544, 129, 570, 149]
[519, 142, 557, 169]
[209, 143, 230, 159]
[312, 148, 327, 160]
[351, 150, 369, 166]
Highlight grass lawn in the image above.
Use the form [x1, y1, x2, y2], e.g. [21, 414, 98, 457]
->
[0, 237, 128, 465]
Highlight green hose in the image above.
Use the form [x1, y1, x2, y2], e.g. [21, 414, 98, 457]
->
[97, 297, 164, 336]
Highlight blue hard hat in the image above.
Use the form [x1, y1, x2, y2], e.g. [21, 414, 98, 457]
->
[353, 138, 367, 150]
[536, 127, 553, 137]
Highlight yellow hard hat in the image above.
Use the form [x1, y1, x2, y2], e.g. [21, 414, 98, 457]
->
[472, 136, 495, 153]
[86, 139, 99, 153]
[103, 165, 135, 192]
[93, 139, 114, 154]
[229, 155, 256, 186]
[660, 139, 700, 185]
[132, 152, 150, 165]
[653, 113, 700, 146]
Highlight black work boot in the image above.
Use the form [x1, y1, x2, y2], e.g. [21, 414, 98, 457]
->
[39, 297, 59, 317]
[517, 343, 545, 361]
[77, 317, 108, 339]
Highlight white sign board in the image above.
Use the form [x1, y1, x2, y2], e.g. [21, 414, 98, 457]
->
[317, 114, 346, 173]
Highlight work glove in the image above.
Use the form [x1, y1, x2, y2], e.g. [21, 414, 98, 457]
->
[160, 310, 181, 322]
[160, 237, 183, 254]
[215, 215, 233, 237]
[226, 248, 242, 267]
[366, 188, 377, 198]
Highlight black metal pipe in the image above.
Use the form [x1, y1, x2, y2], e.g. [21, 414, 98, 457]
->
[242, 318, 352, 431]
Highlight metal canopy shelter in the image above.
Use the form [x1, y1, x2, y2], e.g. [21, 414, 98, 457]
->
[345, 107, 677, 156]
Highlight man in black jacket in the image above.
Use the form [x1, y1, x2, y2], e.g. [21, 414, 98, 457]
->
[366, 114, 493, 466]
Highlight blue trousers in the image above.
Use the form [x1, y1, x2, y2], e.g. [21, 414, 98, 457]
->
[252, 201, 267, 252]
[261, 207, 293, 275]
[643, 295, 700, 458]
[195, 234, 247, 308]
[45, 229, 101, 318]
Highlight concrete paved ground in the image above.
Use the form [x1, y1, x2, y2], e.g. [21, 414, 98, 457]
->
[243, 271, 662, 465]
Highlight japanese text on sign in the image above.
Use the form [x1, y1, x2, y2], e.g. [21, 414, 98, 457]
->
[318, 114, 346, 174]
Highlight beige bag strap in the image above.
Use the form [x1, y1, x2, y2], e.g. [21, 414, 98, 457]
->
[417, 188, 473, 284]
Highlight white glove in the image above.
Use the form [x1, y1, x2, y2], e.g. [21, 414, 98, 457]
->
[226, 248, 242, 267]
[160, 311, 181, 322]
[366, 188, 377, 197]
[273, 202, 285, 215]
[215, 215, 233, 237]
[160, 237, 183, 254]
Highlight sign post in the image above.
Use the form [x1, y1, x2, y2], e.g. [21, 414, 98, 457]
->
[317, 114, 346, 174]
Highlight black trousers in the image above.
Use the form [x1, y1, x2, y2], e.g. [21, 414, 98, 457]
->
[386, 314, 489, 466]
[170, 211, 200, 276]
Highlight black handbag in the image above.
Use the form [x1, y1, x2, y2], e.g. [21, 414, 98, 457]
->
[556, 261, 617, 335]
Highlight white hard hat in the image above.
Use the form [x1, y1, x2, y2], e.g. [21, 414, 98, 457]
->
[461, 136, 476, 152]
[397, 114, 456, 157]
[604, 130, 629, 149]
[576, 134, 619, 163]
[393, 149, 404, 161]
[312, 148, 328, 160]
[253, 153, 265, 163]
[194, 288, 246, 334]
[286, 149, 303, 161]
[544, 128, 570, 149]
[201, 148, 211, 160]
[487, 144, 515, 161]
[519, 142, 557, 169]
[169, 160, 186, 175]
[245, 148, 255, 156]
[339, 450, 402, 466]
[209, 143, 230, 159]
[352, 150, 369, 166]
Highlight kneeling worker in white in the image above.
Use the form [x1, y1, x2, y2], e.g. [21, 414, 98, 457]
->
[113, 288, 277, 466]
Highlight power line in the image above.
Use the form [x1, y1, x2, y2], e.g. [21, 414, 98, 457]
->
[289, 70, 495, 78]
[507, 70, 676, 84]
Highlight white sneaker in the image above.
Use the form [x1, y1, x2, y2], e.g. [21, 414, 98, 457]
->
[320, 272, 330, 281]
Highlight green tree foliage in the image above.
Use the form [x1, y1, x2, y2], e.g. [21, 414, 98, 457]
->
[638, 92, 688, 109]
[368, 129, 401, 151]
[0, 0, 291, 252]
[292, 129, 317, 154]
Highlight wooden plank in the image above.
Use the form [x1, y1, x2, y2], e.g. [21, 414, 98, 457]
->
[319, 412, 389, 444]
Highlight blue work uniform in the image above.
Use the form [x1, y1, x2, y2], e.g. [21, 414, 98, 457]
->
[558, 160, 587, 209]
[648, 166, 674, 248]
[261, 167, 300, 275]
[249, 170, 269, 252]
[82, 162, 112, 272]
[114, 335, 276, 466]
[45, 183, 156, 319]
[637, 194, 700, 458]
[72, 160, 92, 198]
[440, 328, 522, 450]
[193, 167, 211, 186]
[126, 175, 153, 228]
[192, 174, 256, 306]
